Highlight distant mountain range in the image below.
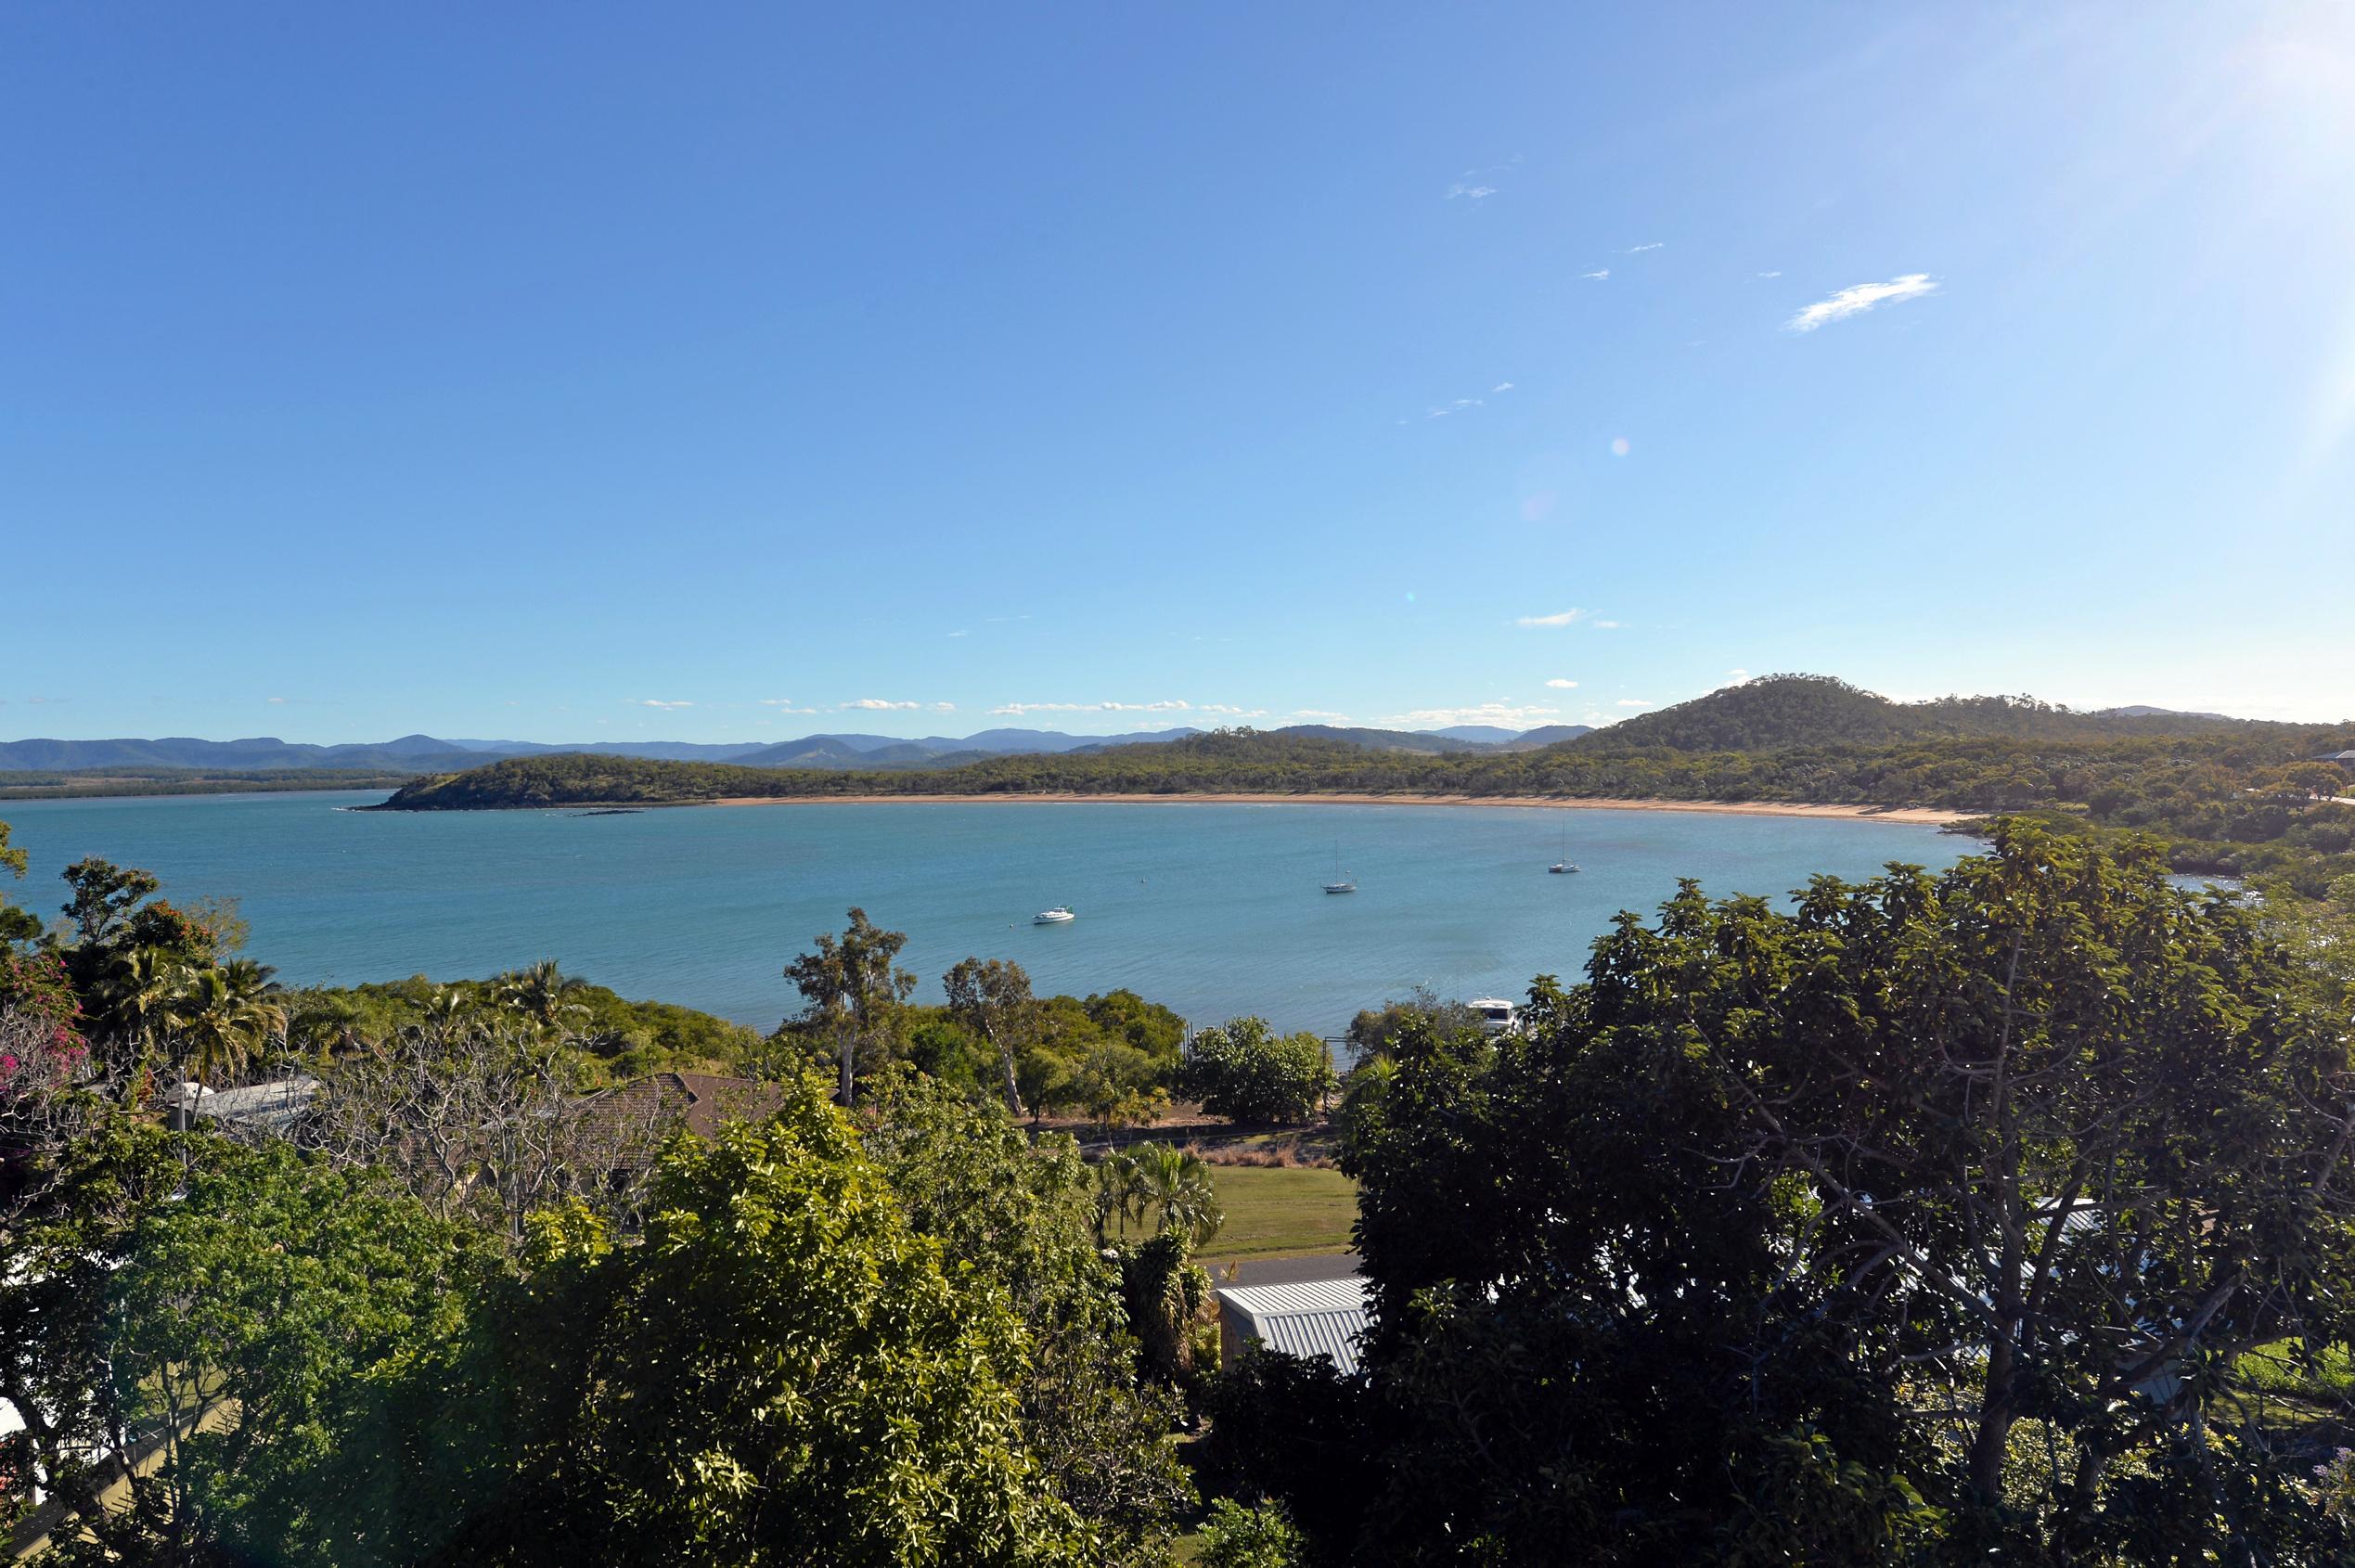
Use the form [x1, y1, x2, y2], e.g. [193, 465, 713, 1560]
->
[2095, 704, 2234, 721]
[374, 676, 2350, 815]
[0, 735, 500, 775]
[26, 682, 2285, 785]
[0, 721, 1597, 776]
[11, 682, 2311, 782]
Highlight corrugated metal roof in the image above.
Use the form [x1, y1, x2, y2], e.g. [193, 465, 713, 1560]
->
[1216, 1277, 1371, 1374]
[1219, 1278, 1368, 1315]
[193, 1076, 321, 1132]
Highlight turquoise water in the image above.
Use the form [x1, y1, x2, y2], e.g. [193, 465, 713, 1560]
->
[0, 792, 1966, 1035]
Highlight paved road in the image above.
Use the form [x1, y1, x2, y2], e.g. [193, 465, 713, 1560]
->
[1201, 1252, 1360, 1287]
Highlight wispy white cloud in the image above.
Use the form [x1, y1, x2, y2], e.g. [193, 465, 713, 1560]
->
[1580, 268, 1610, 280]
[1516, 608, 1589, 628]
[1544, 678, 1578, 689]
[1378, 701, 1560, 729]
[1292, 709, 1353, 722]
[1787, 273, 1937, 332]
[946, 629, 969, 638]
[990, 700, 1185, 715]
[933, 701, 956, 713]
[1725, 668, 1751, 684]
[843, 698, 924, 711]
[1626, 242, 1664, 253]
[1444, 156, 1521, 202]
[758, 699, 820, 714]
[1415, 384, 1513, 421]
[1756, 270, 1782, 278]
[1615, 698, 1653, 708]
[266, 696, 289, 705]
[637, 699, 694, 710]
[1593, 619, 1624, 630]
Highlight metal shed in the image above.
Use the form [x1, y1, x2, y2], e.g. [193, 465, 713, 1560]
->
[1215, 1276, 1371, 1374]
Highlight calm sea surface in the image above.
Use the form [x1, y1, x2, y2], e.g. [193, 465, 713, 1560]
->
[0, 792, 1966, 1035]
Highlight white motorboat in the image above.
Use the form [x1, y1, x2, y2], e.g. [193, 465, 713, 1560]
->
[1033, 906, 1076, 925]
[1470, 997, 1519, 1033]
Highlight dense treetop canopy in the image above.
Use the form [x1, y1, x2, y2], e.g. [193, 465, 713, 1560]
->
[1232, 825, 2355, 1565]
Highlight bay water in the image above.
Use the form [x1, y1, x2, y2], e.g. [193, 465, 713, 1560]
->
[0, 792, 1965, 1035]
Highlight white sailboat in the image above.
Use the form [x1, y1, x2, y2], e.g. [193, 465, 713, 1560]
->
[1323, 840, 1357, 894]
[1549, 821, 1579, 875]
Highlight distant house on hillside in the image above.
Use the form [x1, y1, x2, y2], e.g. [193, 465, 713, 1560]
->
[2326, 750, 2355, 772]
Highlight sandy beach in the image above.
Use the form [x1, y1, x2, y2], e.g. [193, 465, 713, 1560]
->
[698, 792, 1974, 825]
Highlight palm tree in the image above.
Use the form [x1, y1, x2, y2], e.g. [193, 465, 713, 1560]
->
[1337, 1054, 1397, 1141]
[1094, 1150, 1151, 1244]
[1134, 1142, 1223, 1248]
[419, 984, 477, 1038]
[167, 963, 289, 1086]
[94, 945, 189, 1061]
[219, 958, 282, 1004]
[288, 989, 367, 1058]
[496, 959, 590, 1032]
[1096, 1142, 1223, 1248]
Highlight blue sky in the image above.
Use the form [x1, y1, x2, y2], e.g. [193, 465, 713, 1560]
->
[6, 2, 2351, 742]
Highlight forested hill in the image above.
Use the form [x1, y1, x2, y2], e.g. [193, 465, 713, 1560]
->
[1576, 674, 2280, 752]
[376, 675, 2355, 893]
[380, 730, 1405, 810]
[380, 675, 2341, 813]
[379, 723, 2352, 812]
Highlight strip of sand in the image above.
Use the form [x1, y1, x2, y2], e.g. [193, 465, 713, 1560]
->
[696, 792, 1972, 825]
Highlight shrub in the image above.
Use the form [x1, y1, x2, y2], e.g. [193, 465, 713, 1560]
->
[1198, 1498, 1306, 1568]
[1178, 1019, 1333, 1125]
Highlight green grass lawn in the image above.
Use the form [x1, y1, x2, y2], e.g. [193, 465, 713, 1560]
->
[1198, 1164, 1358, 1264]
